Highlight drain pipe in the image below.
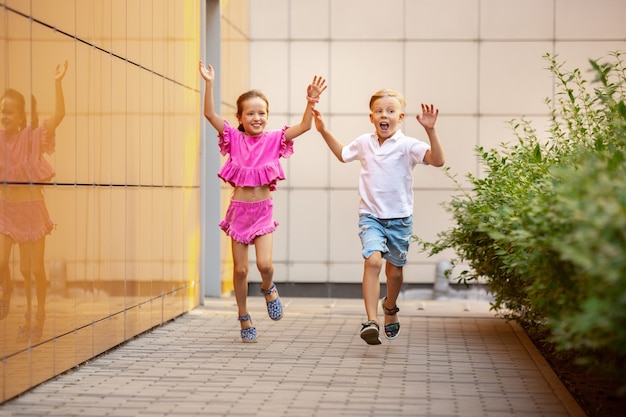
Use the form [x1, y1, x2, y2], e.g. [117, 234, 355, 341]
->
[433, 260, 451, 299]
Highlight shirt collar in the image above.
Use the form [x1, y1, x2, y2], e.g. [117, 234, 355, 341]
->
[371, 130, 403, 143]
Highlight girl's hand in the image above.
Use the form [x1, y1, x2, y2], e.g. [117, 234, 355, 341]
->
[199, 60, 215, 83]
[307, 76, 327, 100]
[416, 103, 439, 130]
[55, 61, 68, 82]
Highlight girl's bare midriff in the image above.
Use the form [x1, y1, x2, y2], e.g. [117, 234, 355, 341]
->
[232, 185, 271, 202]
[0, 185, 45, 201]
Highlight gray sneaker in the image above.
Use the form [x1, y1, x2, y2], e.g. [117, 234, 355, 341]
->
[360, 321, 382, 345]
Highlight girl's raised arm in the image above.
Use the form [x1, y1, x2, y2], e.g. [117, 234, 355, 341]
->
[45, 61, 68, 134]
[199, 60, 225, 135]
[284, 75, 326, 141]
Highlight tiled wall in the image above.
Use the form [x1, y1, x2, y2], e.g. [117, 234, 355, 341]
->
[233, 0, 626, 290]
[0, 0, 201, 402]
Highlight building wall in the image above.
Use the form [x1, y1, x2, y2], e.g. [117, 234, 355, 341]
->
[0, 0, 201, 402]
[215, 0, 249, 295]
[233, 0, 626, 293]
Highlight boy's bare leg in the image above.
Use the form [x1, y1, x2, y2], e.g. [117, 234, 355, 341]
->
[383, 262, 403, 327]
[362, 252, 383, 323]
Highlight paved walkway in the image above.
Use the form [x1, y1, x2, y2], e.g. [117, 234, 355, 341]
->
[0, 297, 586, 417]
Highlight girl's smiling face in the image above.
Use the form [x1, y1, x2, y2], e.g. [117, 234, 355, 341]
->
[369, 96, 405, 140]
[0, 97, 25, 134]
[237, 97, 268, 137]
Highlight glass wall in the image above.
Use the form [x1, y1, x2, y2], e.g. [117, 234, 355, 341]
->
[0, 0, 201, 402]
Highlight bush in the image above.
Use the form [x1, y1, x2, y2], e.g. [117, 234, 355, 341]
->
[419, 51, 626, 374]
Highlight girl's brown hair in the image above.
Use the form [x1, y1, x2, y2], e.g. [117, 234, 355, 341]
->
[1, 88, 38, 130]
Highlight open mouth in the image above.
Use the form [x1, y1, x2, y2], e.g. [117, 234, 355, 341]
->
[379, 122, 389, 130]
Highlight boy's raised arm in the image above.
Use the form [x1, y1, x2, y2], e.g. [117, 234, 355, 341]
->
[313, 108, 344, 162]
[417, 103, 445, 167]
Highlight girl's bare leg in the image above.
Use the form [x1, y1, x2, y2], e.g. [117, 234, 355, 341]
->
[0, 234, 14, 319]
[231, 239, 251, 329]
[19, 238, 47, 318]
[254, 233, 277, 302]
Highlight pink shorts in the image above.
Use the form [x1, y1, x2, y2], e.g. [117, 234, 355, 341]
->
[219, 198, 278, 245]
[0, 198, 54, 243]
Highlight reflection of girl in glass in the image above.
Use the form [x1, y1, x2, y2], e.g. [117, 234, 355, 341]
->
[0, 61, 67, 342]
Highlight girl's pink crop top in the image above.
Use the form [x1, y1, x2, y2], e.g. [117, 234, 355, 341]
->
[217, 120, 293, 191]
[0, 123, 55, 183]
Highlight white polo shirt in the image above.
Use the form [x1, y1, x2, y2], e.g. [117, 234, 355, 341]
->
[341, 130, 430, 219]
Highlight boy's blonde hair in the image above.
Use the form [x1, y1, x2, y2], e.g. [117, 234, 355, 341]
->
[369, 88, 407, 111]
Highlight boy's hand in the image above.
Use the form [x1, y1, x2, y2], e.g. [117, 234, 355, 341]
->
[199, 60, 215, 83]
[312, 108, 325, 132]
[307, 76, 327, 100]
[416, 103, 438, 130]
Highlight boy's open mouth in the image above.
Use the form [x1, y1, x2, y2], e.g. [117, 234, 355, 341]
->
[379, 122, 389, 130]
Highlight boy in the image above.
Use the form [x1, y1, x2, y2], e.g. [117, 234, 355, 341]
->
[313, 89, 445, 345]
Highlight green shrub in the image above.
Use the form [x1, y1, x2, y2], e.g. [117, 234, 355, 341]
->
[419, 51, 626, 372]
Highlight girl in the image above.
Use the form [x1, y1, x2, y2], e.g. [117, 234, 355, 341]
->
[0, 61, 68, 342]
[199, 61, 326, 342]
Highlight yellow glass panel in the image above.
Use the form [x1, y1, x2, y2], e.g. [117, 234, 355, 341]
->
[30, 339, 55, 388]
[1, 0, 200, 400]
[53, 330, 77, 375]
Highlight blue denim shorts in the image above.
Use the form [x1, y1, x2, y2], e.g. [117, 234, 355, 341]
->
[358, 213, 413, 267]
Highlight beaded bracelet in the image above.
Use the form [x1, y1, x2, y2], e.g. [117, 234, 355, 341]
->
[306, 96, 320, 103]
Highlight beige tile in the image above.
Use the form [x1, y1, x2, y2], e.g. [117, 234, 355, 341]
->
[250, 41, 290, 113]
[288, 263, 329, 283]
[413, 190, 453, 239]
[329, 264, 364, 283]
[330, 0, 404, 39]
[481, 0, 554, 39]
[328, 190, 362, 263]
[287, 128, 330, 188]
[250, 0, 289, 39]
[289, 41, 330, 113]
[287, 190, 329, 263]
[556, 0, 626, 39]
[330, 41, 405, 113]
[406, 0, 479, 40]
[270, 189, 290, 261]
[420, 115, 478, 188]
[479, 41, 554, 115]
[290, 1, 330, 39]
[405, 41, 479, 115]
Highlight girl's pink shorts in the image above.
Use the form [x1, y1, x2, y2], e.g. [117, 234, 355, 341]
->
[219, 198, 278, 245]
[0, 198, 54, 243]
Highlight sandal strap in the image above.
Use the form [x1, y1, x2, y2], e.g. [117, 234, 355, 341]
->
[260, 283, 277, 295]
[361, 320, 379, 331]
[382, 298, 400, 315]
[237, 314, 252, 322]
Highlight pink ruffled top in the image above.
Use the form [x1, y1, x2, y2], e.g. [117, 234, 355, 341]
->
[0, 123, 55, 183]
[218, 120, 293, 191]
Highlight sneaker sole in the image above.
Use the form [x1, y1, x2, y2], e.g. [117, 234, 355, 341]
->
[360, 327, 382, 345]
